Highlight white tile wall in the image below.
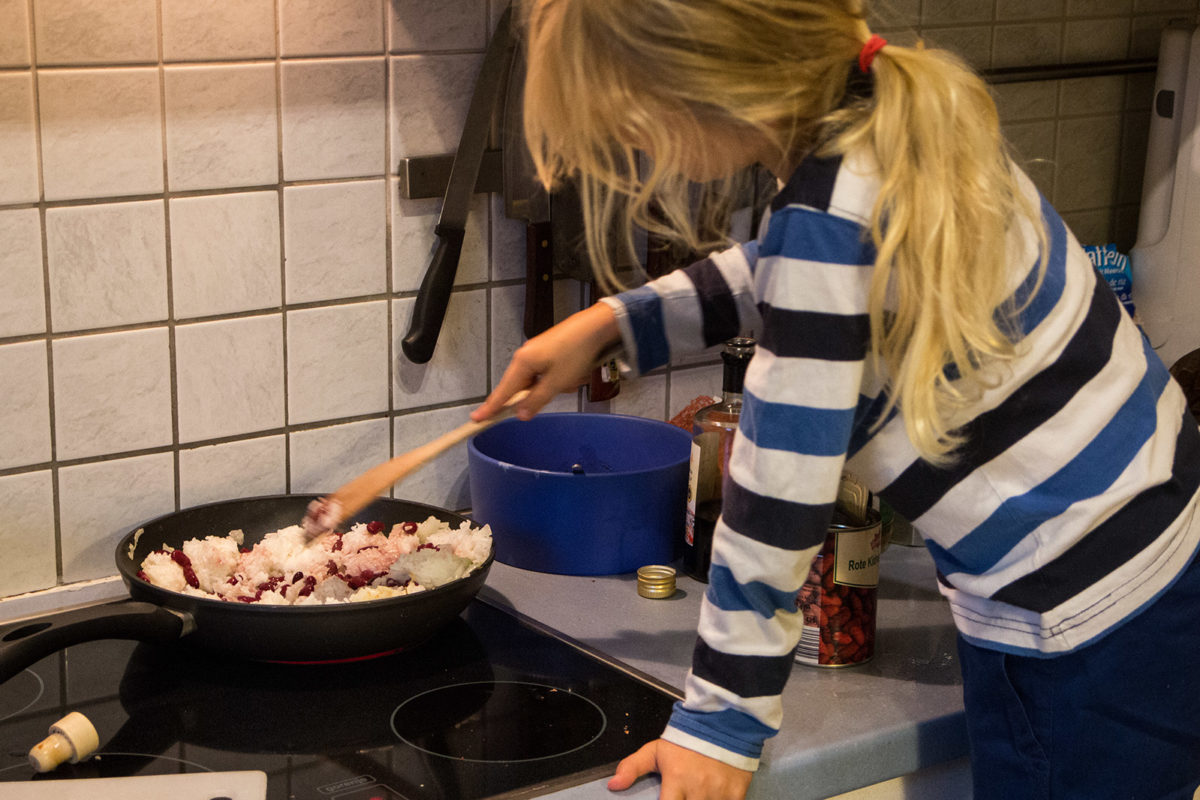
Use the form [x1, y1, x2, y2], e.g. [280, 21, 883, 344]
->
[286, 301, 390, 424]
[45, 200, 168, 331]
[164, 64, 278, 191]
[279, 0, 385, 56]
[390, 54, 483, 157]
[0, 0, 1195, 599]
[284, 180, 388, 303]
[179, 435, 287, 508]
[997, 0, 1067, 19]
[290, 418, 390, 495]
[489, 283, 528, 383]
[38, 68, 163, 201]
[923, 0, 995, 25]
[0, 0, 30, 67]
[0, 471, 56, 597]
[0, 208, 46, 337]
[608, 373, 668, 420]
[0, 341, 52, 469]
[491, 195, 527, 281]
[161, 0, 276, 62]
[392, 405, 476, 509]
[389, 0, 487, 52]
[1064, 17, 1133, 61]
[668, 366, 724, 419]
[52, 328, 172, 460]
[57, 453, 175, 583]
[0, 72, 37, 204]
[1070, 0, 1134, 13]
[169, 191, 283, 319]
[994, 22, 1064, 67]
[175, 315, 285, 442]
[33, 0, 158, 66]
[993, 81, 1060, 121]
[281, 58, 387, 181]
[392, 290, 489, 406]
[1056, 115, 1125, 211]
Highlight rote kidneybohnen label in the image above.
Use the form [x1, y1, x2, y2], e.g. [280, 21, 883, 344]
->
[833, 525, 882, 588]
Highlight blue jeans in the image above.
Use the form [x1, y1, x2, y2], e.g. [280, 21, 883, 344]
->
[957, 548, 1200, 800]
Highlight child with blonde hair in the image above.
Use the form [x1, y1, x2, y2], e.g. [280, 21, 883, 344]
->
[474, 1, 1200, 797]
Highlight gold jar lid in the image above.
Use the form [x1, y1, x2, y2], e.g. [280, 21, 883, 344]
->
[637, 565, 677, 599]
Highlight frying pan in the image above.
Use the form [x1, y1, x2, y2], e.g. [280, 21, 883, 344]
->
[0, 495, 493, 684]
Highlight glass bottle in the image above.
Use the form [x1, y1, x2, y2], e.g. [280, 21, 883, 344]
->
[683, 336, 755, 582]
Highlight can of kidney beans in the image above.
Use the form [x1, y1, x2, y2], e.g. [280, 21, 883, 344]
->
[794, 509, 882, 667]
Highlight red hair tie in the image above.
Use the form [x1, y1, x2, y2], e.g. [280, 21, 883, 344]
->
[858, 34, 888, 73]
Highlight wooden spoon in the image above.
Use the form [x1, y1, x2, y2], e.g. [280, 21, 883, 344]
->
[301, 389, 530, 539]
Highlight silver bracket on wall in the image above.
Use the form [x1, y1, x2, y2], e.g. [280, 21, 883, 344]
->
[397, 150, 506, 200]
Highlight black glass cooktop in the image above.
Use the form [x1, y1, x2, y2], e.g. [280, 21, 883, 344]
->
[0, 598, 678, 799]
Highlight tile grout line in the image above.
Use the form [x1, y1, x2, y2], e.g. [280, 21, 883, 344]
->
[384, 0, 397, 477]
[0, 174, 392, 214]
[154, 0, 182, 515]
[274, 0, 291, 495]
[8, 48, 489, 73]
[483, 0, 496, 411]
[25, 0, 64, 585]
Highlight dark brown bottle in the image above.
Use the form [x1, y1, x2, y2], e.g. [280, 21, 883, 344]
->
[683, 337, 755, 581]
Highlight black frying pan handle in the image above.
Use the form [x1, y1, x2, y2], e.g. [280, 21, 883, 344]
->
[0, 600, 191, 684]
[402, 225, 467, 364]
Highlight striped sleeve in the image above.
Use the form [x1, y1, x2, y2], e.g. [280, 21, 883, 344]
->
[663, 206, 874, 768]
[606, 190, 877, 769]
[599, 243, 761, 375]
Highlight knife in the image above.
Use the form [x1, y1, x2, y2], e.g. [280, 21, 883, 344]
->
[401, 4, 517, 364]
[502, 37, 555, 338]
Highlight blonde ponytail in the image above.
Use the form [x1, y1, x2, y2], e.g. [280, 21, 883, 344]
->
[831, 45, 1048, 463]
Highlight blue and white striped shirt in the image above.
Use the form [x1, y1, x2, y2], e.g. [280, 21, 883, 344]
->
[600, 150, 1200, 771]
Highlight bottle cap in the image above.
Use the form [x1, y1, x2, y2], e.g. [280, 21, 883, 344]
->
[29, 711, 99, 772]
[637, 565, 677, 599]
[721, 337, 756, 394]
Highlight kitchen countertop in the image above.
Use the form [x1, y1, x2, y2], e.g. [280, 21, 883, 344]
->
[479, 544, 968, 800]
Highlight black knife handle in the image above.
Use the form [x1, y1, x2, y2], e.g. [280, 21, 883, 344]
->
[402, 225, 466, 364]
[0, 600, 190, 685]
[523, 220, 555, 338]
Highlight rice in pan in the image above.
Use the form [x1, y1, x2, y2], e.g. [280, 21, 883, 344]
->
[137, 517, 492, 605]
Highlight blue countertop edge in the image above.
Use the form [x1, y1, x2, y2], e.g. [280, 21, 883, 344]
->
[478, 545, 969, 800]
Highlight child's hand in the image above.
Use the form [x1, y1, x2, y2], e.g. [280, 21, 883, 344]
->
[471, 302, 620, 423]
[607, 738, 754, 799]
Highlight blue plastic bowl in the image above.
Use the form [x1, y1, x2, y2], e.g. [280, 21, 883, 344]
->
[468, 413, 692, 576]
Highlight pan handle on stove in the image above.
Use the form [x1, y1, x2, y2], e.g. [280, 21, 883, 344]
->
[0, 600, 193, 684]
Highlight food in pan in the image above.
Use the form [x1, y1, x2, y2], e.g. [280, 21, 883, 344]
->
[136, 517, 492, 604]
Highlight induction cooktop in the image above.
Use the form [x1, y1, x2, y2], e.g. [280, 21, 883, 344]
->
[0, 597, 679, 799]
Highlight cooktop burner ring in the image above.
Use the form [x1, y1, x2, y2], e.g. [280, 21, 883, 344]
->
[0, 668, 44, 724]
[390, 679, 608, 764]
